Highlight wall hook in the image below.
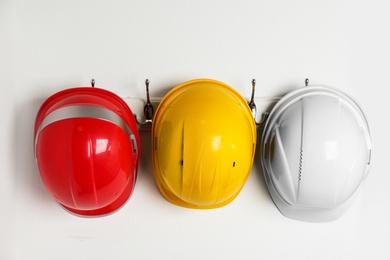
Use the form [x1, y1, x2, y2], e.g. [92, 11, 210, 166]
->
[249, 79, 269, 126]
[248, 79, 257, 119]
[134, 79, 154, 125]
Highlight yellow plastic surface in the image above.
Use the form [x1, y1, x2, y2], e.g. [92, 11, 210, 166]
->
[152, 79, 256, 209]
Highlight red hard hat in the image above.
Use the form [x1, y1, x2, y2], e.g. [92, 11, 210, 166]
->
[34, 86, 140, 216]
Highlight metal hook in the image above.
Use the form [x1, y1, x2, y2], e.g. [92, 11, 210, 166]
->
[248, 79, 257, 119]
[247, 79, 271, 126]
[248, 79, 269, 126]
[134, 79, 154, 125]
[91, 79, 95, 88]
[144, 79, 154, 122]
[258, 112, 269, 125]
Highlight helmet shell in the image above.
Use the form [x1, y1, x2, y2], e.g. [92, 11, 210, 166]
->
[34, 87, 140, 216]
[261, 86, 372, 222]
[152, 79, 256, 209]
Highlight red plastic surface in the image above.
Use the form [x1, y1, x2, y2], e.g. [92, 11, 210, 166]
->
[34, 87, 140, 216]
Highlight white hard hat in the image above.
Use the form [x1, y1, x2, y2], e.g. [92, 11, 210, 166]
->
[260, 85, 372, 222]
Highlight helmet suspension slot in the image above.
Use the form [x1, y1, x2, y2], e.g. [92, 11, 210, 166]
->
[305, 78, 309, 87]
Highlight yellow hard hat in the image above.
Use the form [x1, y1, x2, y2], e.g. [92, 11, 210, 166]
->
[152, 79, 256, 209]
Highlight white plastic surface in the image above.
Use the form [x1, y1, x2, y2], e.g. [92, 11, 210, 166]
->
[261, 86, 372, 222]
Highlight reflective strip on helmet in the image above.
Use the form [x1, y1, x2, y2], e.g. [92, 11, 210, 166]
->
[35, 105, 138, 158]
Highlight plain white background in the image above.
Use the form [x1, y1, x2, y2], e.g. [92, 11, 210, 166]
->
[1, 0, 389, 259]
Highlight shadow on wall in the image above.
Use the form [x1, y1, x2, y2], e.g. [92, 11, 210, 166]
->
[14, 95, 53, 207]
[252, 126, 272, 200]
[137, 130, 162, 198]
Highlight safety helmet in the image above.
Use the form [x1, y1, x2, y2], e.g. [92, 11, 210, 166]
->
[152, 79, 256, 209]
[261, 85, 372, 222]
[34, 86, 140, 216]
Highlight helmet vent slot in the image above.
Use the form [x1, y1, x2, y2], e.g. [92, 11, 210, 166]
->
[298, 149, 303, 180]
[233, 162, 236, 167]
[367, 149, 372, 165]
[130, 134, 138, 157]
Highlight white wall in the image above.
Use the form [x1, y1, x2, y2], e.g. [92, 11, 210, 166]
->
[1, 0, 389, 259]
